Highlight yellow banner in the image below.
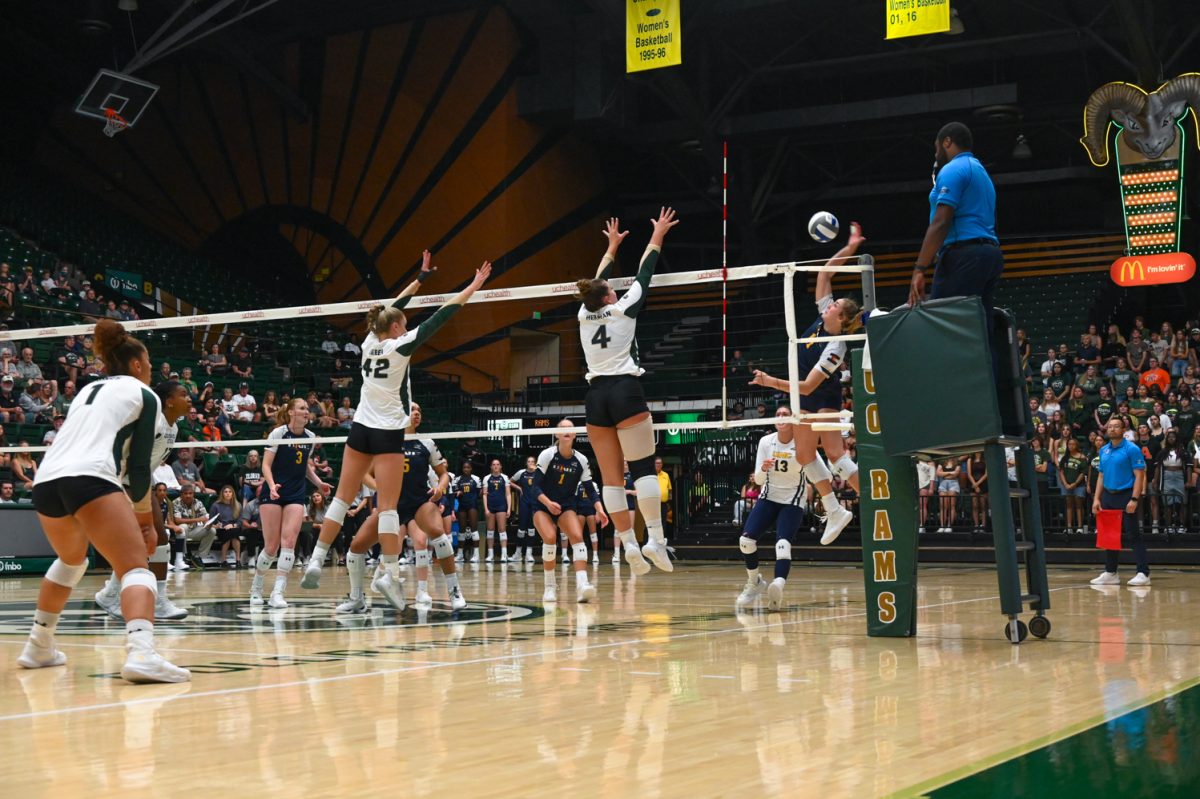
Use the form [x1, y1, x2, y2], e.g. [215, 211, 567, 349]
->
[885, 0, 951, 40]
[627, 0, 682, 73]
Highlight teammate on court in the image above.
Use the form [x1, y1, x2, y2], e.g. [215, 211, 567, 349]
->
[94, 379, 192, 622]
[531, 420, 610, 602]
[575, 474, 602, 563]
[18, 319, 188, 683]
[737, 407, 807, 610]
[252, 398, 332, 608]
[511, 456, 539, 563]
[302, 257, 491, 604]
[452, 462, 483, 562]
[482, 458, 512, 562]
[339, 403, 467, 612]
[750, 222, 868, 545]
[573, 209, 679, 575]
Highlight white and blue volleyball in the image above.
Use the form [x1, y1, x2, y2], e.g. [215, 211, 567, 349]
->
[807, 211, 839, 243]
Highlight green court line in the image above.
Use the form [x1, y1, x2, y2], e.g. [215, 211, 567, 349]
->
[891, 674, 1200, 799]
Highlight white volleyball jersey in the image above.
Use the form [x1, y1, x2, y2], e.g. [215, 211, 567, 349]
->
[36, 375, 161, 502]
[124, 415, 177, 491]
[579, 244, 660, 381]
[753, 432, 806, 505]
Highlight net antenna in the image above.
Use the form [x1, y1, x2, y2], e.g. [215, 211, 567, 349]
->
[74, 69, 159, 137]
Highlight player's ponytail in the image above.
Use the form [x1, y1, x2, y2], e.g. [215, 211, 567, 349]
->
[93, 318, 147, 376]
[574, 279, 609, 312]
[366, 304, 406, 337]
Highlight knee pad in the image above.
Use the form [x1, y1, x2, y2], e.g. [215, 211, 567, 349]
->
[617, 417, 656, 461]
[471, 530, 481, 542]
[572, 542, 588, 562]
[633, 473, 661, 501]
[45, 558, 88, 589]
[325, 496, 350, 526]
[602, 486, 627, 516]
[499, 532, 508, 542]
[775, 539, 792, 561]
[149, 544, 170, 564]
[120, 567, 157, 594]
[378, 510, 400, 536]
[430, 535, 454, 560]
[256, 551, 277, 573]
[802, 457, 833, 485]
[415, 550, 432, 568]
[542, 542, 557, 562]
[277, 548, 295, 572]
[831, 454, 858, 480]
[738, 536, 758, 555]
[485, 530, 494, 541]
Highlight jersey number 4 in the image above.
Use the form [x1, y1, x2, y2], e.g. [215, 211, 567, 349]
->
[361, 358, 389, 379]
[590, 325, 610, 349]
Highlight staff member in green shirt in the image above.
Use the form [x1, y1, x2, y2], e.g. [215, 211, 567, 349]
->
[1090, 417, 1149, 586]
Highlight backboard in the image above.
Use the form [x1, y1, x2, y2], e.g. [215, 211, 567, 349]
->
[74, 69, 159, 130]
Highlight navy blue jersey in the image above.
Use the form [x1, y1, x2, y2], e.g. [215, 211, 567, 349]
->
[533, 446, 594, 506]
[263, 425, 316, 498]
[512, 468, 539, 504]
[575, 477, 599, 512]
[484, 473, 510, 511]
[452, 474, 482, 508]
[399, 438, 445, 508]
[797, 296, 849, 409]
[624, 471, 636, 509]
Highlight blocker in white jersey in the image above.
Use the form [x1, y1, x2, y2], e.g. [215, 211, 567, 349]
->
[36, 374, 160, 505]
[754, 431, 806, 506]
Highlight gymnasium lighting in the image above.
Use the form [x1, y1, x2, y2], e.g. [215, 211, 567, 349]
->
[118, 0, 138, 10]
[1012, 134, 1032, 160]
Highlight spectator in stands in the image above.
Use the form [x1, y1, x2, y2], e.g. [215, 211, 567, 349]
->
[729, 349, 748, 377]
[1129, 385, 1153, 421]
[1126, 330, 1148, 372]
[11, 442, 37, 488]
[103, 299, 121, 319]
[41, 415, 64, 446]
[1066, 385, 1092, 440]
[1039, 348, 1059, 384]
[261, 389, 280, 419]
[1029, 396, 1046, 425]
[17, 266, 36, 295]
[180, 366, 198, 399]
[196, 380, 215, 407]
[1175, 396, 1197, 442]
[1140, 357, 1170, 397]
[1101, 325, 1126, 377]
[935, 459, 961, 532]
[1047, 362, 1073, 405]
[310, 447, 334, 481]
[1110, 357, 1137, 398]
[201, 413, 227, 454]
[1152, 400, 1171, 432]
[1168, 330, 1189, 378]
[238, 450, 264, 504]
[0, 349, 18, 383]
[158, 361, 172, 383]
[729, 401, 745, 421]
[240, 495, 263, 566]
[1157, 430, 1187, 533]
[0, 263, 14, 307]
[1077, 365, 1102, 407]
[202, 344, 228, 375]
[232, 383, 258, 422]
[172, 447, 215, 495]
[336, 396, 355, 430]
[342, 338, 361, 359]
[1178, 365, 1199, 396]
[38, 269, 57, 295]
[755, 401, 768, 420]
[1189, 328, 1200, 368]
[173, 485, 215, 566]
[231, 346, 253, 380]
[0, 376, 24, 423]
[1074, 332, 1101, 374]
[304, 390, 336, 429]
[176, 406, 202, 443]
[219, 386, 239, 420]
[118, 299, 137, 321]
[1149, 330, 1170, 364]
[966, 452, 987, 532]
[211, 485, 243, 568]
[15, 347, 42, 385]
[734, 472, 759, 525]
[78, 335, 102, 377]
[20, 376, 56, 419]
[1094, 386, 1116, 431]
[320, 330, 340, 357]
[0, 481, 13, 503]
[78, 287, 103, 318]
[330, 357, 354, 389]
[55, 336, 82, 384]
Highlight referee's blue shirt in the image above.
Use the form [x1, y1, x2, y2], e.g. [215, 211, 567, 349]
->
[1098, 439, 1146, 491]
[929, 152, 997, 246]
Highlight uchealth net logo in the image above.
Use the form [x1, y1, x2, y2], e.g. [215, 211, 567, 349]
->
[1110, 252, 1196, 286]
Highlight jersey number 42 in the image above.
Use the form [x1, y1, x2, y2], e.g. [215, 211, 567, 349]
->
[361, 358, 390, 378]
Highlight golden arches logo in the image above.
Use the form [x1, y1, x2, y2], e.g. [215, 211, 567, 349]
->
[1110, 252, 1196, 286]
[1120, 260, 1145, 283]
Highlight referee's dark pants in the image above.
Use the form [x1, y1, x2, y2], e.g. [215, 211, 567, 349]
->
[1100, 487, 1149, 575]
[930, 240, 1004, 317]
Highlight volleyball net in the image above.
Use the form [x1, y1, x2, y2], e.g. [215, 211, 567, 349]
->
[0, 256, 873, 458]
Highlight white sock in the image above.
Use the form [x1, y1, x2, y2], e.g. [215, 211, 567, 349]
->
[821, 493, 840, 513]
[746, 568, 759, 581]
[310, 541, 330, 565]
[499, 532, 507, 551]
[174, 552, 186, 568]
[613, 536, 622, 553]
[618, 529, 638, 548]
[417, 579, 428, 594]
[445, 573, 460, 592]
[544, 569, 555, 586]
[381, 554, 398, 581]
[347, 552, 366, 600]
[126, 620, 154, 651]
[575, 570, 589, 587]
[156, 580, 169, 601]
[31, 609, 59, 646]
[102, 572, 119, 597]
[274, 548, 294, 594]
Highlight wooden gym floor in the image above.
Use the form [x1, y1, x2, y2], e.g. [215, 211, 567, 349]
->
[1, 561, 1198, 798]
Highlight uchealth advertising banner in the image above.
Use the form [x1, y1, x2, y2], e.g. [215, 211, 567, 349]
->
[627, 0, 681, 73]
[1110, 252, 1196, 286]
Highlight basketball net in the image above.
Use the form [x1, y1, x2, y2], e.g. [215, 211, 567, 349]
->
[103, 109, 129, 138]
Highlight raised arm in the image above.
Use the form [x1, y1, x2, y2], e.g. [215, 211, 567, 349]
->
[397, 262, 492, 356]
[391, 250, 439, 311]
[595, 218, 629, 280]
[815, 222, 865, 300]
[615, 208, 680, 319]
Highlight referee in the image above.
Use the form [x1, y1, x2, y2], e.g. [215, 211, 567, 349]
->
[908, 122, 1002, 313]
[1090, 417, 1150, 586]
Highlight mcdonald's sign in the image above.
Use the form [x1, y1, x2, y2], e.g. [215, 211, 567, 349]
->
[1110, 252, 1196, 287]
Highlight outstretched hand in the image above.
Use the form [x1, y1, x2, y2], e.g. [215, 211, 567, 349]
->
[470, 261, 492, 290]
[603, 218, 629, 251]
[419, 249, 437, 277]
[649, 206, 680, 244]
[749, 369, 773, 388]
[847, 221, 865, 249]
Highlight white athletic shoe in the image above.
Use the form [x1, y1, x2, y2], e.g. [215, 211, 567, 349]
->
[592, 553, 599, 564]
[642, 539, 674, 572]
[623, 545, 652, 576]
[577, 582, 597, 604]
[95, 589, 123, 619]
[121, 645, 190, 684]
[17, 640, 66, 669]
[611, 553, 621, 564]
[485, 552, 494, 563]
[336, 595, 367, 614]
[155, 593, 189, 621]
[449, 586, 467, 611]
[525, 550, 534, 564]
[300, 562, 322, 590]
[766, 577, 786, 611]
[470, 552, 479, 564]
[736, 575, 768, 607]
[415, 589, 433, 607]
[1127, 572, 1151, 586]
[542, 584, 558, 603]
[562, 551, 571, 564]
[398, 556, 410, 565]
[821, 506, 854, 545]
[249, 592, 264, 607]
[371, 571, 406, 612]
[268, 592, 288, 609]
[1090, 571, 1120, 585]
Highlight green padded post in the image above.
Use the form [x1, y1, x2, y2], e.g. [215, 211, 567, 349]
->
[983, 443, 1024, 616]
[1015, 445, 1050, 613]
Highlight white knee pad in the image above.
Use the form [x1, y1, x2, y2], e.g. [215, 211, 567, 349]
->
[775, 539, 792, 561]
[325, 496, 350, 526]
[277, 548, 295, 572]
[415, 550, 432, 568]
[45, 558, 88, 588]
[542, 542, 557, 562]
[572, 542, 588, 562]
[602, 486, 627, 516]
[738, 536, 758, 555]
[486, 530, 494, 542]
[120, 567, 158, 594]
[256, 551, 277, 573]
[149, 544, 170, 564]
[831, 454, 858, 480]
[378, 510, 400, 536]
[802, 457, 833, 485]
[634, 475, 661, 504]
[430, 535, 454, 560]
[616, 416, 656, 461]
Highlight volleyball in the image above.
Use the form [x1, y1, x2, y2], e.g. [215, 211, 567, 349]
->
[807, 211, 839, 242]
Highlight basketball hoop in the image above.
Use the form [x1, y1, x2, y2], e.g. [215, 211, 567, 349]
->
[102, 108, 129, 138]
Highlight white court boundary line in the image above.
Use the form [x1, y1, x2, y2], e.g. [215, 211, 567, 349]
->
[0, 584, 1079, 724]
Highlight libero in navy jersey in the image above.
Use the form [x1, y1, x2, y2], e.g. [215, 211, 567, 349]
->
[510, 456, 540, 563]
[482, 460, 513, 562]
[575, 474, 603, 564]
[749, 222, 869, 550]
[529, 420, 608, 603]
[397, 437, 446, 516]
[452, 464, 484, 563]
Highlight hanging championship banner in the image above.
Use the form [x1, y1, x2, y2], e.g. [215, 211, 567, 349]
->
[627, 0, 682, 73]
[885, 0, 950, 40]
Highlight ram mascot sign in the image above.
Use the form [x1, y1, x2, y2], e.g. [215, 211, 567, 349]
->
[1080, 74, 1198, 286]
